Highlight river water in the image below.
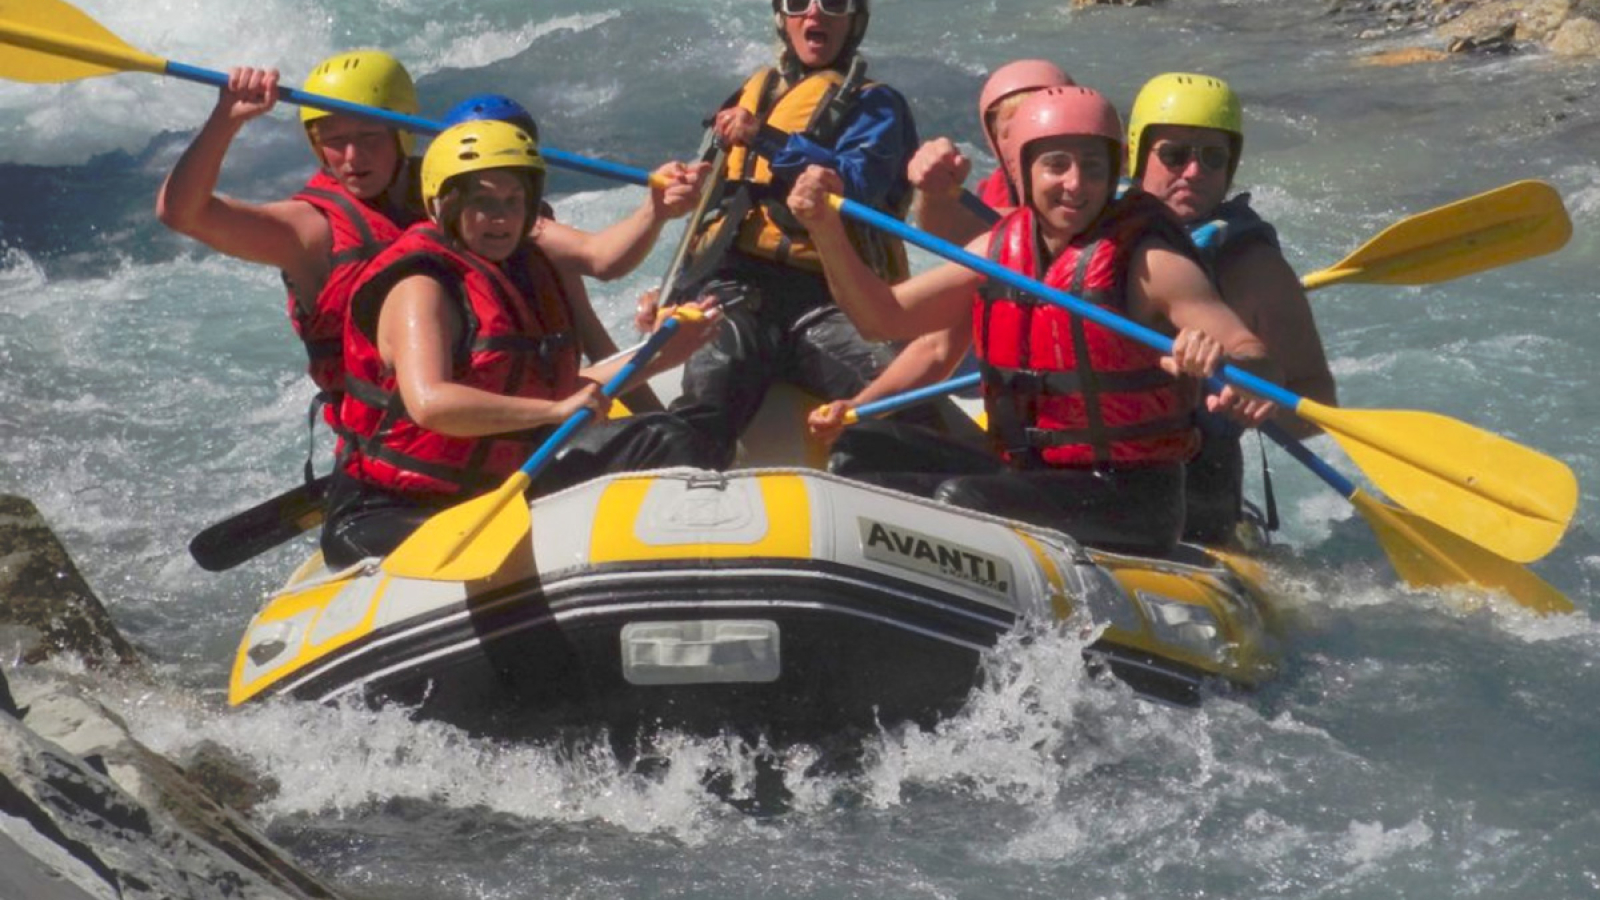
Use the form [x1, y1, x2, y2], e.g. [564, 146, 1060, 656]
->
[3, 0, 1599, 897]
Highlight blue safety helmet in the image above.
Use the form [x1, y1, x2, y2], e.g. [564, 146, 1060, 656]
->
[440, 94, 540, 142]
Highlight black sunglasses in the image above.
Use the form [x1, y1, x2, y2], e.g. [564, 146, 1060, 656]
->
[1153, 143, 1231, 173]
[778, 0, 858, 16]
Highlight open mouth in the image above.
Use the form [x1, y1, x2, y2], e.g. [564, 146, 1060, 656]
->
[802, 26, 829, 48]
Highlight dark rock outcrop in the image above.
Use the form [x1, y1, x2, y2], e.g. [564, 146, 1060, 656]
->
[1331, 0, 1600, 60]
[1, 496, 344, 899]
[0, 495, 141, 667]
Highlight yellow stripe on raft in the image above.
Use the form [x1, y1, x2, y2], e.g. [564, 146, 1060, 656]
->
[589, 474, 813, 562]
[228, 571, 394, 704]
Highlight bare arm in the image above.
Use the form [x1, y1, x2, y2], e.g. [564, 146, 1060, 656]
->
[1216, 242, 1337, 437]
[788, 165, 978, 341]
[553, 263, 621, 363]
[383, 275, 599, 436]
[1130, 241, 1270, 361]
[854, 324, 972, 406]
[155, 67, 329, 283]
[553, 264, 671, 413]
[808, 323, 973, 443]
[1129, 240, 1280, 427]
[534, 161, 708, 281]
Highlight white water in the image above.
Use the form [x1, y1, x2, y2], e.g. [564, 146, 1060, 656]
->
[3, 0, 1599, 896]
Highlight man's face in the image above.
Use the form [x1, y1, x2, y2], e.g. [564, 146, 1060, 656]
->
[313, 115, 401, 199]
[1138, 124, 1233, 223]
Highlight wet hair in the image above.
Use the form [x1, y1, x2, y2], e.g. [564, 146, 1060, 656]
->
[983, 92, 1035, 147]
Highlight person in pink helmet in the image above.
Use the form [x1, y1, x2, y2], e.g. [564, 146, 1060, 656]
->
[909, 59, 1074, 243]
[790, 86, 1280, 553]
[808, 60, 1074, 446]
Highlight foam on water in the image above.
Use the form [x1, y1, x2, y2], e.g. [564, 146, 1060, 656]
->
[4, 0, 1600, 895]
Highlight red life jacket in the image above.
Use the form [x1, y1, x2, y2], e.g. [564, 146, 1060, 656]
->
[338, 224, 580, 500]
[974, 191, 1199, 469]
[974, 167, 1015, 211]
[285, 170, 422, 403]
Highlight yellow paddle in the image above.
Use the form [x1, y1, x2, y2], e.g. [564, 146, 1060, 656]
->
[1298, 180, 1572, 289]
[0, 0, 669, 189]
[0, 0, 168, 82]
[1264, 424, 1571, 613]
[844, 377, 1572, 613]
[382, 313, 692, 582]
[828, 193, 1578, 564]
[1347, 490, 1571, 615]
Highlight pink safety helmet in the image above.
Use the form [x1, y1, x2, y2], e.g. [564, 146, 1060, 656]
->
[1000, 85, 1124, 205]
[977, 59, 1074, 160]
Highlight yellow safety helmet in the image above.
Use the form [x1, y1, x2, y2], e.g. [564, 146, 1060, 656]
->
[300, 50, 420, 157]
[1126, 73, 1243, 185]
[420, 120, 546, 219]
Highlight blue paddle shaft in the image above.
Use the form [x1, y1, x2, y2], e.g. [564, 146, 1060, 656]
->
[162, 61, 654, 188]
[1260, 420, 1359, 498]
[518, 317, 680, 480]
[839, 199, 1356, 507]
[834, 197, 1302, 411]
[853, 372, 980, 419]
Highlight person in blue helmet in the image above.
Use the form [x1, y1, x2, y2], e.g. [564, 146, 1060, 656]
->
[440, 94, 710, 411]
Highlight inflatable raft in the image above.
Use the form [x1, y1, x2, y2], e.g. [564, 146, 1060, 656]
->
[230, 464, 1285, 746]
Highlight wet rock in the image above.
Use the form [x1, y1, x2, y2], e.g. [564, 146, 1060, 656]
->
[1448, 21, 1519, 50]
[1337, 0, 1600, 57]
[0, 661, 18, 718]
[0, 497, 344, 899]
[5, 666, 342, 899]
[181, 739, 282, 817]
[1522, 0, 1580, 39]
[0, 495, 141, 668]
[1432, 1, 1474, 24]
[1551, 14, 1600, 52]
[1438, 0, 1570, 42]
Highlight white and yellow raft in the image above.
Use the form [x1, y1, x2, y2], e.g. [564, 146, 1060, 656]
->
[230, 463, 1285, 744]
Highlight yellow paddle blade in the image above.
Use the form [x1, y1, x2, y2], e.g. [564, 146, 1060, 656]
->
[1301, 181, 1571, 289]
[381, 473, 532, 582]
[0, 0, 166, 82]
[1301, 400, 1578, 563]
[1351, 489, 1573, 615]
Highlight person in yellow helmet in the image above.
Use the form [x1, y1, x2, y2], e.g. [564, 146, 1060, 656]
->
[156, 51, 427, 451]
[439, 93, 713, 415]
[157, 54, 703, 456]
[321, 121, 720, 567]
[1128, 72, 1337, 544]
